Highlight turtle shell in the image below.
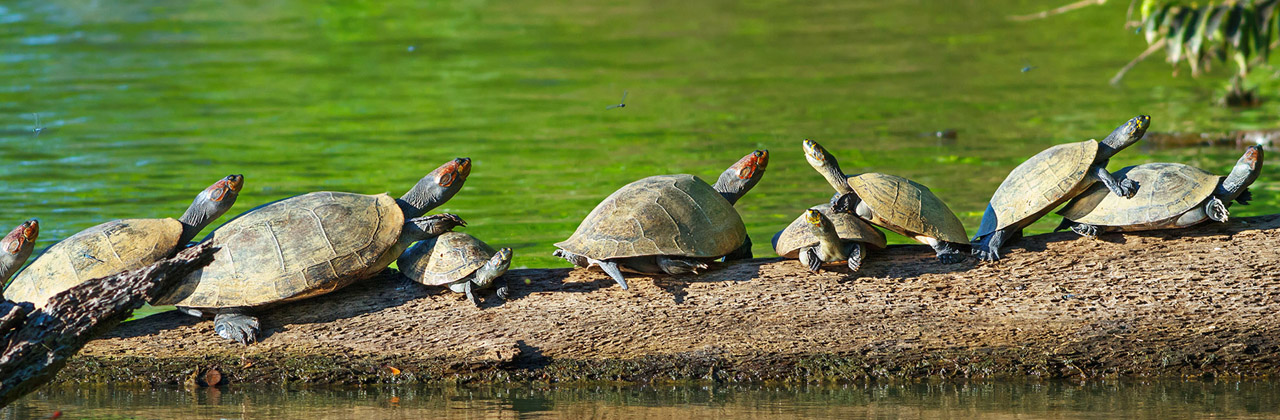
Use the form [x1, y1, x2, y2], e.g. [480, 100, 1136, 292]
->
[772, 204, 886, 258]
[398, 232, 497, 286]
[554, 174, 746, 259]
[988, 140, 1099, 231]
[1058, 163, 1220, 226]
[153, 192, 404, 308]
[846, 173, 968, 243]
[5, 218, 183, 308]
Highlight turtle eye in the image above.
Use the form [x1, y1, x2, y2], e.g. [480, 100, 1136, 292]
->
[5, 239, 19, 254]
[210, 185, 227, 202]
[437, 171, 456, 187]
[737, 164, 755, 180]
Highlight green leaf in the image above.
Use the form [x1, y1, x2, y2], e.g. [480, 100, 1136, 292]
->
[1147, 4, 1176, 44]
[1168, 8, 1191, 64]
[1205, 4, 1229, 42]
[1187, 6, 1212, 74]
[1226, 4, 1245, 49]
[1256, 0, 1277, 60]
[1174, 8, 1200, 65]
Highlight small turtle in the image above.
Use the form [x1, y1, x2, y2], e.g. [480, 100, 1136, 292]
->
[0, 220, 39, 284]
[970, 115, 1150, 260]
[398, 232, 513, 305]
[1056, 146, 1262, 236]
[772, 204, 886, 273]
[553, 150, 768, 289]
[803, 139, 968, 263]
[153, 158, 471, 345]
[5, 175, 243, 307]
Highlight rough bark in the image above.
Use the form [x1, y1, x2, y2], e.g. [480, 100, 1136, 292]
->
[0, 243, 217, 406]
[59, 215, 1280, 386]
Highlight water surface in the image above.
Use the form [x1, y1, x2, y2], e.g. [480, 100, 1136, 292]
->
[6, 381, 1280, 419]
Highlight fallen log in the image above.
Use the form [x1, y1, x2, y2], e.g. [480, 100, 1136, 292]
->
[0, 243, 217, 406]
[60, 215, 1280, 386]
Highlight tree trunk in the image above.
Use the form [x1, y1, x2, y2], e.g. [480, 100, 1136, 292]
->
[54, 214, 1280, 385]
[0, 243, 217, 407]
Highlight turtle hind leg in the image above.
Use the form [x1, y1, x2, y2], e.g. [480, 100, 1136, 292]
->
[723, 236, 753, 261]
[657, 256, 710, 275]
[213, 310, 260, 345]
[917, 235, 965, 264]
[590, 258, 629, 290]
[799, 247, 823, 273]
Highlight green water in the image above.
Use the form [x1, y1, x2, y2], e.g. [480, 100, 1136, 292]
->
[4, 0, 1280, 415]
[6, 381, 1280, 419]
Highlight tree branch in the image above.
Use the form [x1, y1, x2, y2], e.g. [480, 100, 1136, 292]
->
[1009, 0, 1109, 22]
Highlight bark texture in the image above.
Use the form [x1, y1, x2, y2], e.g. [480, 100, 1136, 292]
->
[0, 243, 217, 406]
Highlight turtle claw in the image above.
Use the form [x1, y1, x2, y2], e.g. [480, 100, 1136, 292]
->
[800, 247, 822, 273]
[495, 284, 510, 301]
[1070, 223, 1099, 238]
[937, 252, 966, 264]
[214, 312, 259, 345]
[832, 193, 858, 214]
[1116, 178, 1138, 198]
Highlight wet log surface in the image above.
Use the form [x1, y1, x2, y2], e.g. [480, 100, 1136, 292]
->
[0, 243, 217, 406]
[59, 215, 1280, 386]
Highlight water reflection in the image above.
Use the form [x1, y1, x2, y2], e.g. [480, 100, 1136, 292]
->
[5, 381, 1280, 419]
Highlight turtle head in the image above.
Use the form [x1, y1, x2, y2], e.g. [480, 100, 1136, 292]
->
[805, 208, 824, 227]
[1222, 145, 1264, 199]
[400, 157, 471, 219]
[803, 139, 855, 194]
[1098, 115, 1151, 158]
[178, 174, 244, 244]
[0, 219, 38, 283]
[713, 149, 768, 205]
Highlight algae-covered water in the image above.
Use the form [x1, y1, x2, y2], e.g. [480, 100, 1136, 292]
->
[4, 0, 1280, 415]
[6, 381, 1280, 419]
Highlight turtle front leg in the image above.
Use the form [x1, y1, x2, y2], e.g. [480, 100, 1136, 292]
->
[1207, 197, 1229, 222]
[831, 192, 861, 215]
[553, 249, 589, 268]
[846, 242, 865, 272]
[972, 229, 1005, 261]
[213, 309, 260, 345]
[799, 246, 823, 273]
[723, 236, 753, 261]
[1069, 223, 1100, 238]
[464, 282, 479, 306]
[657, 256, 710, 275]
[1090, 164, 1138, 198]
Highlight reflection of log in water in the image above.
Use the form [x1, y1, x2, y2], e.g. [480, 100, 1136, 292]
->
[0, 243, 217, 407]
[1142, 130, 1280, 150]
[60, 215, 1280, 385]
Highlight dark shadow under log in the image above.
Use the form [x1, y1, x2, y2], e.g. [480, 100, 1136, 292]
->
[0, 243, 217, 407]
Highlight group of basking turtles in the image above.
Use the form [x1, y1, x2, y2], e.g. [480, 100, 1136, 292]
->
[0, 114, 1264, 345]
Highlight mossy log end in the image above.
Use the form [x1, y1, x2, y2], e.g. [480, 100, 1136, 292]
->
[0, 243, 218, 406]
[60, 215, 1280, 387]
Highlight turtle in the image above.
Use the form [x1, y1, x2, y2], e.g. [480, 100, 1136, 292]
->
[1055, 146, 1263, 237]
[772, 204, 886, 273]
[970, 115, 1150, 261]
[4, 175, 243, 308]
[0, 220, 39, 284]
[802, 139, 968, 263]
[152, 158, 471, 345]
[398, 232, 513, 305]
[553, 149, 768, 289]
